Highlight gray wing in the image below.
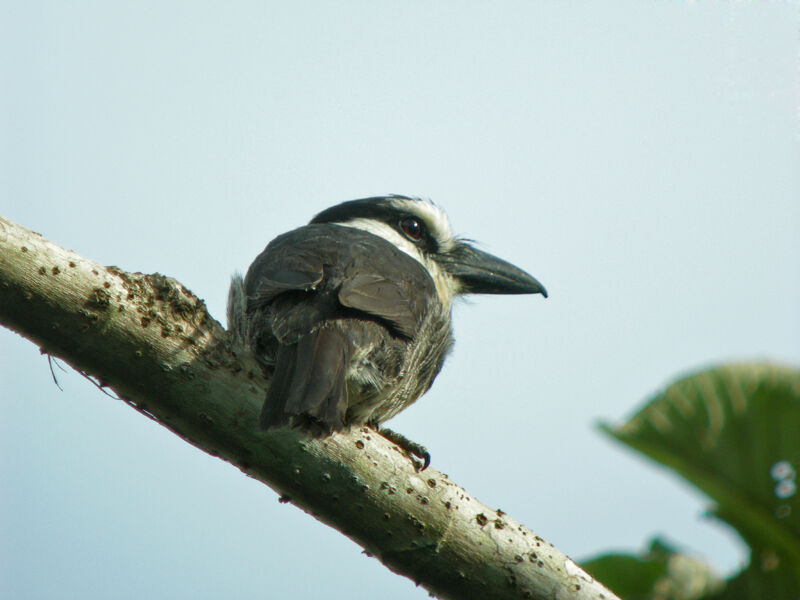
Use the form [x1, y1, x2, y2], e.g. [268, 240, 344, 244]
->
[244, 224, 436, 432]
[339, 273, 421, 339]
[245, 248, 323, 310]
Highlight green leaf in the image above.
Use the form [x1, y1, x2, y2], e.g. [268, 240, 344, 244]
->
[582, 537, 722, 600]
[600, 363, 800, 595]
[581, 553, 665, 599]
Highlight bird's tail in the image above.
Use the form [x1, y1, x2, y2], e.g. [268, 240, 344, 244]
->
[259, 327, 350, 434]
[227, 273, 250, 348]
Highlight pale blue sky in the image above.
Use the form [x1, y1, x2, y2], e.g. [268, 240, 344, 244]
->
[2, 2, 799, 599]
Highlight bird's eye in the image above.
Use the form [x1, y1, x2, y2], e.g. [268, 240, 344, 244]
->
[400, 217, 423, 241]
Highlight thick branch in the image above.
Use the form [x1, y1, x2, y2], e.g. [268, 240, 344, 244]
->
[0, 215, 618, 600]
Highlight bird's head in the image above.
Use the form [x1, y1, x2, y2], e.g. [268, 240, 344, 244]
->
[311, 195, 547, 306]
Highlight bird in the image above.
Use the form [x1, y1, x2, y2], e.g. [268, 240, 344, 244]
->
[227, 195, 546, 468]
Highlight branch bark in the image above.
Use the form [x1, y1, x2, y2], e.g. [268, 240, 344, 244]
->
[0, 215, 618, 600]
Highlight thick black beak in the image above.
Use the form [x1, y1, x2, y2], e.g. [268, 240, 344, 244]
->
[441, 243, 548, 297]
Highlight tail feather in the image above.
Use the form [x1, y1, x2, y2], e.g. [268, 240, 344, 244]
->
[226, 273, 249, 348]
[259, 328, 350, 432]
[258, 344, 296, 430]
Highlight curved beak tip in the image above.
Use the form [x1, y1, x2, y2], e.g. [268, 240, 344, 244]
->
[525, 277, 548, 298]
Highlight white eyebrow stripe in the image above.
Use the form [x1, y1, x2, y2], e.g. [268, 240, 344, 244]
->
[387, 197, 455, 252]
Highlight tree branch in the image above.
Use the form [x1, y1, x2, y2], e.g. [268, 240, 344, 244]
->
[0, 215, 618, 600]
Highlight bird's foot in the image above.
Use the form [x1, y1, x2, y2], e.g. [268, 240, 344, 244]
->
[376, 426, 431, 471]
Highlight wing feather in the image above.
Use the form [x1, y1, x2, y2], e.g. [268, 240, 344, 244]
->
[339, 274, 419, 339]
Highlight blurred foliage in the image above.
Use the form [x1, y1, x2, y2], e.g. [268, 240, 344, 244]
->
[582, 538, 722, 600]
[586, 364, 800, 599]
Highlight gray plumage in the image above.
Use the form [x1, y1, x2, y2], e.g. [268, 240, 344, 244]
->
[228, 196, 546, 441]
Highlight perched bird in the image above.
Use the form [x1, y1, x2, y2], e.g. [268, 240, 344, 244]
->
[228, 195, 546, 467]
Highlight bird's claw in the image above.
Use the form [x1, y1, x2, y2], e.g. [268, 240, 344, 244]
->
[376, 426, 431, 471]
